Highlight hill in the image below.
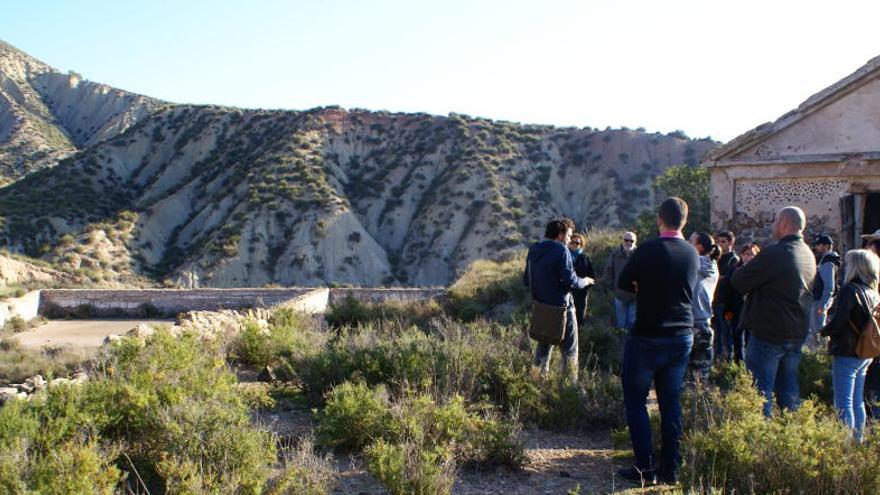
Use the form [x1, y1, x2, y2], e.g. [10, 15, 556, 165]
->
[0, 40, 717, 287]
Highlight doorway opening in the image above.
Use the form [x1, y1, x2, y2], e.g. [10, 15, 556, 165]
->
[864, 193, 880, 239]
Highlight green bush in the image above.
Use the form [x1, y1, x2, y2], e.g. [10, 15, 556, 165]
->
[446, 253, 528, 321]
[317, 381, 525, 468]
[799, 349, 833, 405]
[317, 381, 394, 451]
[680, 363, 880, 493]
[325, 296, 443, 330]
[364, 438, 456, 495]
[0, 329, 277, 494]
[267, 437, 337, 495]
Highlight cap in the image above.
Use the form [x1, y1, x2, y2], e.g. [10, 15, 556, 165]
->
[813, 234, 833, 246]
[861, 229, 880, 241]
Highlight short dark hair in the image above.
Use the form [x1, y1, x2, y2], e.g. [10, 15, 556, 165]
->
[716, 230, 735, 243]
[544, 218, 574, 239]
[868, 238, 880, 251]
[658, 197, 688, 230]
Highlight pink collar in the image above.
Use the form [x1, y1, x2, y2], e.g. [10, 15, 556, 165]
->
[660, 230, 684, 239]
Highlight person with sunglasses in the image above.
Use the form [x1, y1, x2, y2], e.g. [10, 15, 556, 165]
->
[604, 231, 638, 330]
[568, 233, 596, 328]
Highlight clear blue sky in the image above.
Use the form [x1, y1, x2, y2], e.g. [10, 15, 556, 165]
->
[3, 0, 879, 141]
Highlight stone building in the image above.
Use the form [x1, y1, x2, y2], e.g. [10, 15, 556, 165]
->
[703, 55, 880, 251]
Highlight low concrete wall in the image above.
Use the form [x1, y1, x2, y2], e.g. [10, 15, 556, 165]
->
[36, 287, 447, 318]
[277, 288, 330, 314]
[327, 288, 446, 306]
[0, 290, 41, 327]
[39, 288, 315, 318]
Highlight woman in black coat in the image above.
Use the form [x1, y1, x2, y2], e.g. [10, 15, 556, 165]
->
[820, 249, 880, 441]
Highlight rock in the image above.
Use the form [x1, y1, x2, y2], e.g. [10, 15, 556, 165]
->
[0, 386, 21, 403]
[26, 374, 46, 391]
[257, 366, 277, 382]
[103, 334, 123, 345]
[127, 323, 155, 339]
[17, 382, 34, 394]
[72, 372, 88, 384]
[49, 378, 71, 387]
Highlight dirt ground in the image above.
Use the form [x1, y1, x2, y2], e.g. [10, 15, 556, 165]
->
[255, 403, 672, 495]
[14, 319, 173, 348]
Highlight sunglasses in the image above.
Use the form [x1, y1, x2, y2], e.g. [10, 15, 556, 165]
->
[569, 241, 582, 246]
[623, 239, 634, 243]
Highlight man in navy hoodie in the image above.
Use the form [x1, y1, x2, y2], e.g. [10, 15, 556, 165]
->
[617, 197, 699, 486]
[523, 218, 593, 379]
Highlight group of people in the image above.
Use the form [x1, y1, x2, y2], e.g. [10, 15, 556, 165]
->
[523, 198, 880, 486]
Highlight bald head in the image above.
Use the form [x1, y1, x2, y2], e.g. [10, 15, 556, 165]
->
[772, 206, 806, 240]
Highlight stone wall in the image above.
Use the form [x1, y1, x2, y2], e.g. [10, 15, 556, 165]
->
[710, 161, 880, 245]
[36, 287, 447, 318]
[39, 288, 315, 318]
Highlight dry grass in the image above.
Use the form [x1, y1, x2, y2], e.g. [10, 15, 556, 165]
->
[0, 337, 91, 383]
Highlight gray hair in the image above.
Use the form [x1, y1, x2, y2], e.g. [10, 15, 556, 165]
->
[845, 249, 880, 292]
[777, 206, 806, 232]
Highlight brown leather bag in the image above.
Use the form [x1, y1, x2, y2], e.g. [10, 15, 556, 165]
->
[526, 258, 567, 344]
[530, 299, 567, 345]
[851, 287, 880, 359]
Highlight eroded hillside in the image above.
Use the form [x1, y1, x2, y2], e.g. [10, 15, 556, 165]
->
[0, 103, 715, 287]
[0, 40, 159, 182]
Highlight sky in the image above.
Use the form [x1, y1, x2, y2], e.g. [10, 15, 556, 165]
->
[2, 0, 879, 142]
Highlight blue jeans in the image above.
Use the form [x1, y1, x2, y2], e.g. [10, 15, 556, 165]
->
[745, 335, 805, 416]
[713, 306, 733, 360]
[534, 302, 578, 375]
[622, 333, 693, 478]
[614, 298, 636, 331]
[832, 356, 873, 441]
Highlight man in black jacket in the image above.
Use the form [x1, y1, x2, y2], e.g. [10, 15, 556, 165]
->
[731, 206, 816, 416]
[523, 218, 592, 379]
[617, 197, 699, 485]
[712, 230, 739, 360]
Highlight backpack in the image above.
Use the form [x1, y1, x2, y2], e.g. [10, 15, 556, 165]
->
[851, 286, 880, 359]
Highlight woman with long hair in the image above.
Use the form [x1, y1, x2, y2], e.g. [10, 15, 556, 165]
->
[820, 249, 880, 441]
[688, 231, 722, 381]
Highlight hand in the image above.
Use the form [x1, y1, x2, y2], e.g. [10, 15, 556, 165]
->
[632, 281, 638, 293]
[724, 311, 734, 321]
[818, 308, 827, 316]
[582, 277, 595, 286]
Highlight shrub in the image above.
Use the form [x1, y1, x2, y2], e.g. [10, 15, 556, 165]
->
[447, 253, 528, 321]
[267, 436, 337, 495]
[325, 296, 443, 330]
[0, 329, 277, 493]
[1, 316, 27, 334]
[317, 381, 525, 469]
[364, 438, 456, 495]
[0, 338, 90, 384]
[317, 381, 394, 451]
[680, 363, 880, 493]
[799, 349, 833, 405]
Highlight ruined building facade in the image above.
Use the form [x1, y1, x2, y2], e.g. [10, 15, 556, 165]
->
[703, 55, 880, 251]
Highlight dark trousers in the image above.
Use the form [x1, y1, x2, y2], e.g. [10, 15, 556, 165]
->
[866, 359, 880, 419]
[712, 306, 732, 360]
[688, 321, 714, 382]
[622, 333, 693, 479]
[572, 292, 588, 328]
